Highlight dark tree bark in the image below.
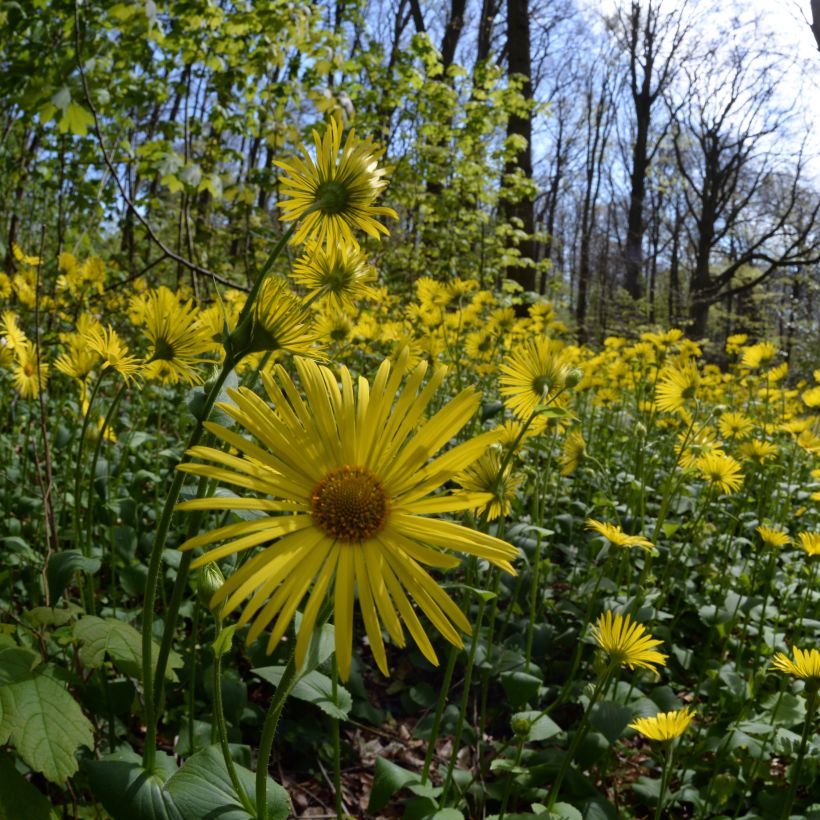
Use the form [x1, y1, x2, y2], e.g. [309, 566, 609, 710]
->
[613, 0, 690, 300]
[672, 56, 820, 338]
[502, 0, 537, 291]
[440, 0, 467, 70]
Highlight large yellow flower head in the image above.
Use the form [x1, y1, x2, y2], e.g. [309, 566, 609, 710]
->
[177, 350, 517, 680]
[290, 239, 376, 309]
[585, 520, 654, 552]
[741, 341, 777, 369]
[629, 707, 694, 742]
[275, 117, 398, 247]
[770, 647, 820, 682]
[137, 287, 213, 385]
[655, 360, 700, 413]
[499, 337, 571, 420]
[695, 451, 743, 494]
[590, 610, 667, 672]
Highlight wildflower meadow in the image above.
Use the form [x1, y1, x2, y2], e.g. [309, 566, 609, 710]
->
[2, 2, 820, 819]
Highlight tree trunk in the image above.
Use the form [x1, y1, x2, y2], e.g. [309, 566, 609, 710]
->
[503, 0, 536, 291]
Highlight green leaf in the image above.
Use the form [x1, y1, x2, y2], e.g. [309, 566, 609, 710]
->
[165, 745, 290, 820]
[0, 637, 40, 684]
[58, 102, 94, 136]
[47, 550, 101, 604]
[0, 674, 94, 783]
[254, 667, 351, 719]
[84, 749, 182, 820]
[429, 811, 464, 820]
[0, 752, 51, 820]
[589, 701, 634, 743]
[367, 756, 420, 812]
[549, 803, 583, 820]
[74, 616, 182, 682]
[511, 710, 561, 742]
[212, 625, 237, 659]
[500, 670, 542, 707]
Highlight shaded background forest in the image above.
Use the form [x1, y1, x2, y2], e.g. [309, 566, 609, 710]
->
[3, 0, 820, 371]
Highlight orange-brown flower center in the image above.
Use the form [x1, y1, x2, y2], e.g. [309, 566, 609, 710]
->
[310, 465, 389, 542]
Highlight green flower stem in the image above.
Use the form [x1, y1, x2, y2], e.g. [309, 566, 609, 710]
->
[84, 381, 127, 596]
[796, 558, 818, 637]
[654, 741, 676, 820]
[546, 664, 614, 810]
[497, 736, 525, 819]
[780, 685, 819, 820]
[141, 361, 232, 772]
[141, 224, 295, 772]
[255, 654, 299, 820]
[331, 656, 343, 820]
[441, 595, 488, 805]
[72, 371, 106, 561]
[213, 618, 256, 816]
[421, 644, 459, 785]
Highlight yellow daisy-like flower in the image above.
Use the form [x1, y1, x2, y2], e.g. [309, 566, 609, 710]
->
[275, 117, 398, 247]
[585, 520, 654, 552]
[655, 360, 700, 413]
[559, 429, 586, 476]
[725, 333, 748, 355]
[138, 287, 213, 385]
[798, 532, 820, 557]
[1, 310, 27, 351]
[84, 325, 141, 384]
[802, 385, 820, 408]
[230, 276, 319, 361]
[499, 337, 570, 420]
[695, 451, 743, 494]
[314, 306, 354, 344]
[12, 340, 48, 398]
[718, 411, 754, 440]
[590, 610, 667, 672]
[737, 439, 778, 464]
[176, 351, 517, 680]
[456, 447, 522, 521]
[12, 242, 42, 267]
[756, 525, 790, 549]
[741, 341, 777, 369]
[629, 707, 694, 741]
[770, 647, 820, 681]
[291, 239, 376, 309]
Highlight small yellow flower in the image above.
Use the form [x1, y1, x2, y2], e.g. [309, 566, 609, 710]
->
[770, 647, 820, 681]
[291, 239, 376, 309]
[138, 287, 213, 385]
[798, 532, 820, 557]
[84, 325, 141, 384]
[559, 430, 586, 476]
[456, 447, 521, 521]
[629, 707, 694, 741]
[590, 610, 667, 672]
[756, 525, 790, 549]
[718, 411, 753, 440]
[585, 520, 654, 552]
[696, 451, 743, 494]
[737, 440, 778, 464]
[741, 341, 777, 369]
[12, 340, 48, 399]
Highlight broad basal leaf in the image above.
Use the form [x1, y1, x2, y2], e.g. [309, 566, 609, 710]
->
[0, 674, 94, 783]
